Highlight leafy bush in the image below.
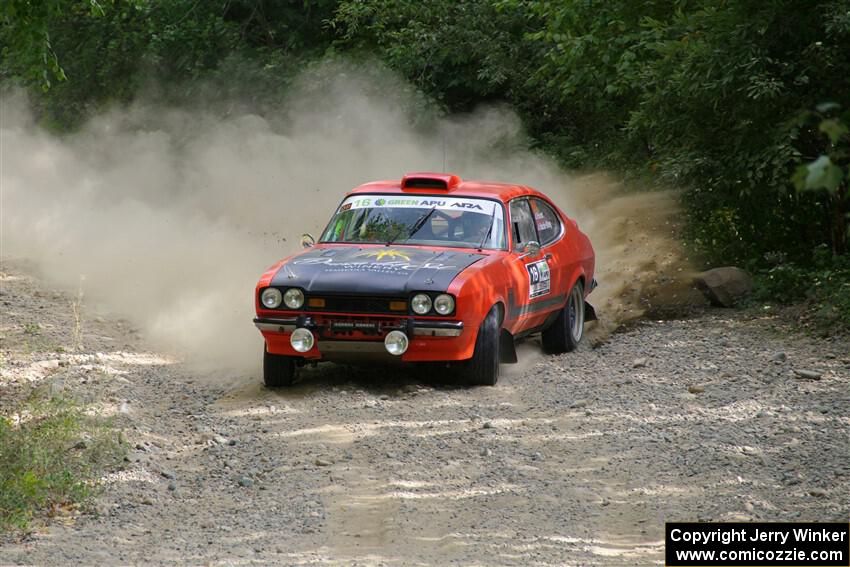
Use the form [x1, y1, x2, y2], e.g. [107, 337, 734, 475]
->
[753, 246, 850, 331]
[753, 264, 813, 303]
[517, 0, 850, 266]
[0, 394, 124, 533]
[793, 105, 850, 256]
[1, 1, 339, 128]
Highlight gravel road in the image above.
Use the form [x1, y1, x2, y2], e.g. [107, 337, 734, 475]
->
[1, 265, 848, 566]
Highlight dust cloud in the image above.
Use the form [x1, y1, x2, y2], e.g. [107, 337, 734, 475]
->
[1, 62, 693, 373]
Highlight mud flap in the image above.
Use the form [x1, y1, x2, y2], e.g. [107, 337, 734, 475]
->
[585, 301, 597, 321]
[499, 329, 518, 364]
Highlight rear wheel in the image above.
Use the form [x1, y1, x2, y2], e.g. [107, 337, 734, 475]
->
[542, 280, 585, 354]
[464, 306, 501, 386]
[263, 346, 298, 387]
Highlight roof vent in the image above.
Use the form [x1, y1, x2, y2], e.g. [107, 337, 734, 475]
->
[401, 172, 462, 190]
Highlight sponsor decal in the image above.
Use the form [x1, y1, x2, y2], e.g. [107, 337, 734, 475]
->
[354, 249, 412, 262]
[272, 246, 485, 292]
[452, 202, 484, 210]
[341, 195, 494, 214]
[534, 211, 553, 232]
[526, 259, 551, 298]
[291, 257, 458, 273]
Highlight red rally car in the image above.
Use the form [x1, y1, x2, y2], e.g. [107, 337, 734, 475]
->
[254, 172, 596, 386]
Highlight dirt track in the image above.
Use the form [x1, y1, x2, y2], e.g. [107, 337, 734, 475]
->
[1, 264, 849, 566]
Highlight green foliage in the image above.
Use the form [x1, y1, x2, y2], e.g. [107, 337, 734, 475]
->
[753, 246, 850, 331]
[519, 1, 850, 264]
[797, 155, 845, 193]
[1, 0, 68, 90]
[1, 1, 339, 127]
[22, 323, 40, 336]
[753, 264, 813, 304]
[331, 0, 530, 110]
[0, 394, 124, 533]
[0, 1, 128, 90]
[792, 105, 849, 257]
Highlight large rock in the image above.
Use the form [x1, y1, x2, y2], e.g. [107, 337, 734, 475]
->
[694, 267, 753, 307]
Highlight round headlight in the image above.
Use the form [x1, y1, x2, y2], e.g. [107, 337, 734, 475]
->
[283, 288, 305, 309]
[384, 330, 409, 356]
[411, 293, 432, 315]
[290, 328, 314, 353]
[433, 294, 455, 315]
[261, 288, 282, 309]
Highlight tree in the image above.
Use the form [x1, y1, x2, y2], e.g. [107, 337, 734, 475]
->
[0, 0, 114, 90]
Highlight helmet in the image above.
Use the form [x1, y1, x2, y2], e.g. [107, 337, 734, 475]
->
[461, 212, 489, 240]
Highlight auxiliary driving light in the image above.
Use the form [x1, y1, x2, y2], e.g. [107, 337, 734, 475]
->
[290, 328, 315, 352]
[384, 330, 409, 356]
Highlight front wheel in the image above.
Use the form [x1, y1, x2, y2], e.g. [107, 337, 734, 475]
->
[542, 280, 585, 354]
[464, 306, 501, 386]
[263, 346, 298, 387]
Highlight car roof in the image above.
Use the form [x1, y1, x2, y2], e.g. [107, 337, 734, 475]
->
[348, 172, 537, 202]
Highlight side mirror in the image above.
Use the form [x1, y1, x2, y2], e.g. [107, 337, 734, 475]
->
[519, 240, 541, 257]
[300, 233, 316, 249]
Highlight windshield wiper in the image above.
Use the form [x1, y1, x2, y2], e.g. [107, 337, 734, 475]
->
[387, 206, 436, 246]
[477, 207, 498, 251]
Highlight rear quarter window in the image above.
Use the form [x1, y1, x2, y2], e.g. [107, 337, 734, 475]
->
[530, 198, 562, 245]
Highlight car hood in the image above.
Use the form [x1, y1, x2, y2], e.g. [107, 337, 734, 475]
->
[270, 245, 485, 295]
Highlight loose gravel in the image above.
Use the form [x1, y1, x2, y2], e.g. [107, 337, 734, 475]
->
[1, 265, 848, 566]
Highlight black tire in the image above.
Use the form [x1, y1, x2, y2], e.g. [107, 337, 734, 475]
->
[542, 280, 585, 354]
[465, 306, 501, 386]
[263, 346, 298, 387]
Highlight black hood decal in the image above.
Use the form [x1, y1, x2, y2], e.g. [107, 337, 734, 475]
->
[270, 246, 484, 295]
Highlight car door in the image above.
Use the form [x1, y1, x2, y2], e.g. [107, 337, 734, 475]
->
[529, 196, 569, 308]
[506, 198, 556, 332]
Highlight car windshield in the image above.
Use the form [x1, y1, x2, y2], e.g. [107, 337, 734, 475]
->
[320, 195, 507, 250]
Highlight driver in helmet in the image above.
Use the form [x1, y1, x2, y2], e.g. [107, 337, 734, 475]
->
[460, 212, 491, 243]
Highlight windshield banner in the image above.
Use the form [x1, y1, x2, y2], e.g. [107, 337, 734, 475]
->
[339, 195, 497, 215]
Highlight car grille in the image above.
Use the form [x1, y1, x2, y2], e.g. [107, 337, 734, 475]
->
[309, 295, 408, 315]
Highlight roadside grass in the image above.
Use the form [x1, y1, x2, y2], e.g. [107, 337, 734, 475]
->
[16, 322, 66, 354]
[0, 391, 125, 533]
[22, 323, 41, 336]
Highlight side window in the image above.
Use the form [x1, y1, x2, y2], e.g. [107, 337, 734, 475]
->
[530, 198, 562, 245]
[509, 199, 537, 249]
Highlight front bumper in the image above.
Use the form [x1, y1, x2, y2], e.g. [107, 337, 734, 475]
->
[254, 316, 463, 337]
[254, 315, 476, 362]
